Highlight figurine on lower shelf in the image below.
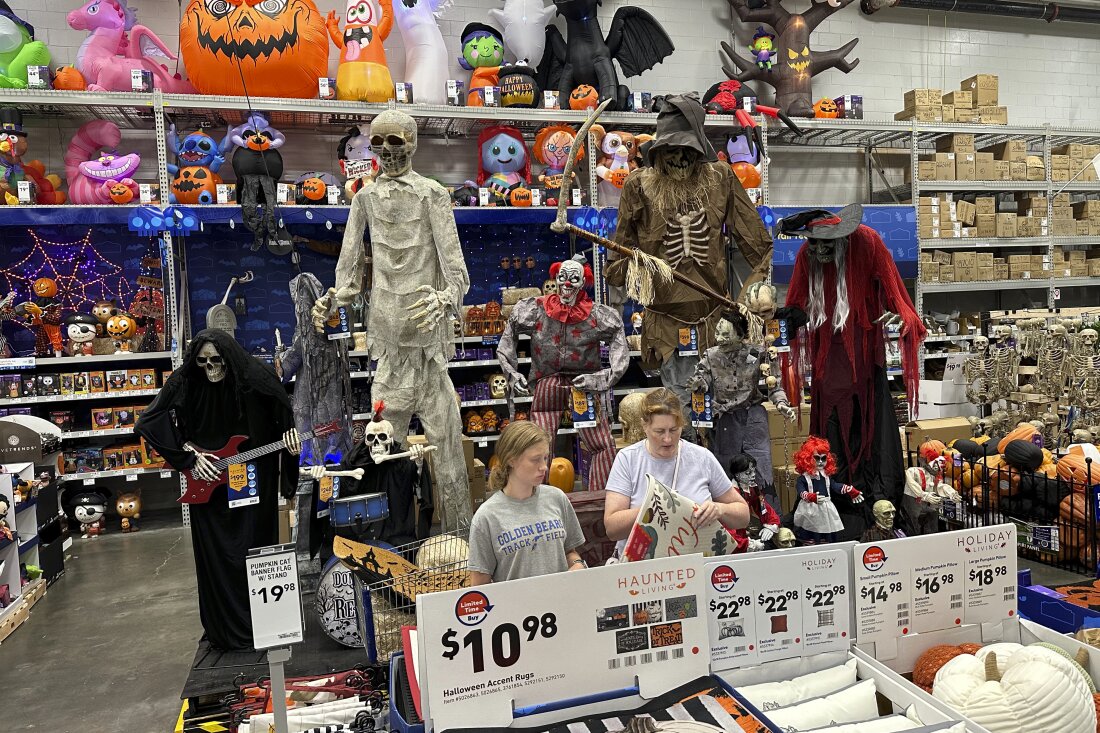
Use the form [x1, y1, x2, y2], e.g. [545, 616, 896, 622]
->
[861, 500, 905, 542]
[64, 313, 99, 356]
[0, 495, 12, 541]
[68, 489, 110, 538]
[116, 491, 141, 532]
[728, 453, 779, 551]
[904, 442, 962, 535]
[792, 436, 864, 544]
[18, 277, 63, 357]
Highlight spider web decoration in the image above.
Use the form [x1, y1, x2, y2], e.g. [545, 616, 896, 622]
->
[0, 230, 135, 314]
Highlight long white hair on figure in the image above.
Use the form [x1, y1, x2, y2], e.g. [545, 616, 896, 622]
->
[806, 243, 850, 333]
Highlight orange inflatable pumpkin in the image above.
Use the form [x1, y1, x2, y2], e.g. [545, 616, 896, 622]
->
[300, 177, 327, 202]
[548, 457, 575, 492]
[813, 97, 839, 118]
[731, 161, 761, 189]
[509, 187, 532, 207]
[569, 85, 599, 110]
[180, 0, 330, 99]
[52, 65, 86, 91]
[171, 166, 221, 205]
[108, 181, 135, 204]
[1059, 453, 1097, 488]
[998, 424, 1040, 454]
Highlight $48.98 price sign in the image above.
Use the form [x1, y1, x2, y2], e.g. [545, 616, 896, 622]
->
[417, 556, 708, 731]
[245, 544, 303, 650]
[705, 547, 850, 670]
[853, 525, 1016, 646]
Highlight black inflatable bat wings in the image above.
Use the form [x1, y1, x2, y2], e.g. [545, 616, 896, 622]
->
[537, 0, 675, 111]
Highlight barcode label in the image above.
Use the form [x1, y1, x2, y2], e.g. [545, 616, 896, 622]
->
[671, 648, 684, 659]
[826, 632, 839, 639]
[733, 645, 747, 653]
[1003, 591, 1015, 602]
[624, 655, 637, 667]
[607, 658, 620, 669]
[897, 603, 910, 610]
[653, 651, 665, 662]
[781, 638, 793, 645]
[951, 601, 963, 609]
[640, 653, 653, 665]
[898, 617, 910, 627]
[950, 594, 962, 602]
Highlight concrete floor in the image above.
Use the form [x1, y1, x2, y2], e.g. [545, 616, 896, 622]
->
[0, 526, 202, 732]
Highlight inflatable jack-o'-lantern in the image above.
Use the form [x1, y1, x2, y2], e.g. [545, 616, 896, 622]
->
[180, 0, 330, 99]
[569, 84, 599, 110]
[509, 187, 532, 207]
[813, 97, 839, 119]
[549, 457, 575, 492]
[731, 161, 761, 189]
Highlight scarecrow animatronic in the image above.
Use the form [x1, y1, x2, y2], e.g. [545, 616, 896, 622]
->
[312, 109, 472, 531]
[497, 254, 628, 491]
[606, 95, 773, 426]
[779, 204, 926, 529]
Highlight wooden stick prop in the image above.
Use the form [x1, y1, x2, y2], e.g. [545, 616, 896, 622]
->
[373, 445, 438, 464]
[550, 101, 739, 312]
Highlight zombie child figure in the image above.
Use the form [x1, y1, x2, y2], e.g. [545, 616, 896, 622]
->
[862, 500, 906, 543]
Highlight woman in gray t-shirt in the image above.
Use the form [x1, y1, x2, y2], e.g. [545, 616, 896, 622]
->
[468, 422, 587, 584]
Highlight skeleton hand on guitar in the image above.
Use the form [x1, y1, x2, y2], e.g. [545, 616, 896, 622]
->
[186, 445, 222, 483]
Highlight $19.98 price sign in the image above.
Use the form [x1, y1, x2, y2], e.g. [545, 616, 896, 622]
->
[417, 556, 709, 731]
[705, 547, 851, 670]
[245, 544, 303, 650]
[853, 524, 1016, 646]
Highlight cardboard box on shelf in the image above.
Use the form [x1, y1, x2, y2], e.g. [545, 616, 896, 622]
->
[975, 196, 996, 215]
[918, 225, 941, 240]
[977, 106, 1008, 125]
[764, 402, 810, 439]
[934, 152, 956, 180]
[935, 133, 975, 153]
[938, 267, 956, 283]
[1067, 250, 1086, 262]
[941, 105, 955, 123]
[833, 94, 864, 119]
[1052, 169, 1071, 182]
[917, 211, 941, 227]
[904, 416, 974, 449]
[922, 262, 941, 282]
[1054, 192, 1071, 205]
[1006, 254, 1030, 266]
[986, 139, 1027, 162]
[1071, 262, 1090, 277]
[941, 90, 973, 108]
[933, 250, 953, 265]
[1054, 143, 1087, 158]
[917, 196, 940, 210]
[953, 251, 976, 266]
[995, 213, 1018, 237]
[909, 160, 937, 181]
[1092, 221, 1100, 235]
[1018, 194, 1046, 209]
[1017, 217, 1034, 238]
[895, 105, 942, 122]
[1052, 219, 1077, 237]
[975, 252, 994, 266]
[904, 88, 942, 107]
[993, 161, 1011, 180]
[1073, 200, 1100, 220]
[954, 263, 976, 282]
[994, 262, 1009, 279]
[1026, 166, 1046, 181]
[1009, 264, 1033, 279]
[1078, 220, 1092, 235]
[1051, 154, 1071, 170]
[955, 200, 976, 225]
[1009, 161, 1027, 181]
[975, 214, 996, 237]
[1090, 260, 1100, 277]
[1030, 254, 1047, 270]
[955, 109, 980, 124]
[961, 74, 998, 104]
[955, 153, 976, 180]
[976, 264, 995, 281]
[920, 251, 934, 263]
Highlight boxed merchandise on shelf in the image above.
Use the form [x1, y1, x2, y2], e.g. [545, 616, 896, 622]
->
[903, 88, 942, 107]
[961, 73, 999, 104]
[975, 153, 995, 180]
[895, 105, 942, 122]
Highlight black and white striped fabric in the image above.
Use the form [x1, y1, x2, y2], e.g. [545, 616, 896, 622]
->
[543, 696, 732, 733]
[299, 726, 347, 733]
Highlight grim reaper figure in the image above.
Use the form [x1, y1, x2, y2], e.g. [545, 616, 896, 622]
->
[136, 329, 301, 650]
[497, 254, 629, 490]
[313, 109, 472, 531]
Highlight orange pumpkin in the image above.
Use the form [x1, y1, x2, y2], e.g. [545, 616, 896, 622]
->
[731, 161, 761, 189]
[509, 187, 532, 207]
[998, 424, 1040, 454]
[913, 644, 981, 691]
[32, 277, 57, 297]
[1093, 692, 1100, 732]
[548, 457, 575, 492]
[300, 177, 327, 201]
[172, 165, 221, 205]
[568, 85, 599, 111]
[180, 0, 330, 99]
[813, 97, 839, 119]
[1059, 453, 1098, 489]
[52, 65, 86, 91]
[108, 181, 134, 204]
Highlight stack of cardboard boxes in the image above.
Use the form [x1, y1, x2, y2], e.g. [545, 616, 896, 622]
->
[896, 74, 1005, 124]
[1051, 246, 1100, 278]
[1052, 143, 1100, 183]
[920, 250, 1004, 283]
[911, 135, 1045, 183]
[916, 191, 1040, 241]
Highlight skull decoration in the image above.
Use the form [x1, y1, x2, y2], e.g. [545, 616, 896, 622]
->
[618, 392, 647, 445]
[550, 255, 589, 306]
[542, 279, 558, 296]
[370, 110, 417, 177]
[364, 401, 395, 462]
[464, 306, 485, 337]
[742, 281, 778, 321]
[489, 374, 508, 399]
[1079, 328, 1099, 352]
[196, 342, 226, 383]
[465, 412, 484, 433]
[1048, 323, 1068, 347]
[1072, 428, 1093, 444]
[872, 500, 896, 531]
[760, 362, 777, 389]
[968, 416, 994, 438]
[992, 324, 1013, 344]
[971, 335, 989, 356]
[772, 527, 796, 549]
[481, 408, 500, 432]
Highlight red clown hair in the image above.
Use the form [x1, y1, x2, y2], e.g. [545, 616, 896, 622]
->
[548, 259, 594, 287]
[372, 400, 385, 422]
[920, 443, 944, 464]
[793, 435, 836, 476]
[476, 125, 531, 186]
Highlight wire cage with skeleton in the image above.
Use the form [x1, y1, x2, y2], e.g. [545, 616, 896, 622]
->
[356, 529, 471, 664]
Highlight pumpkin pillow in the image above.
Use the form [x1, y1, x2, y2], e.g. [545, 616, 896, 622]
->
[1003, 440, 1044, 472]
[800, 715, 920, 732]
[761, 679, 879, 732]
[736, 658, 859, 710]
[998, 424, 1040, 454]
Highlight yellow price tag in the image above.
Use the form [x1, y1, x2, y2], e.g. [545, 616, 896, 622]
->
[228, 463, 248, 491]
[319, 476, 334, 503]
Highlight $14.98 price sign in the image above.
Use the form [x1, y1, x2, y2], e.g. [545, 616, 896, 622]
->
[417, 556, 708, 731]
[705, 547, 850, 670]
[245, 543, 303, 650]
[853, 525, 1016, 646]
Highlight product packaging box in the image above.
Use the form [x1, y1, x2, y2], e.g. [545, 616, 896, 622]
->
[933, 251, 953, 266]
[27, 65, 50, 89]
[940, 104, 954, 123]
[59, 373, 74, 395]
[140, 438, 165, 469]
[922, 263, 940, 282]
[994, 262, 1009, 279]
[935, 133, 975, 153]
[995, 213, 1018, 237]
[955, 109, 980, 123]
[1009, 162, 1027, 181]
[938, 267, 956, 283]
[629, 91, 653, 113]
[975, 153, 995, 180]
[1053, 219, 1077, 237]
[911, 160, 936, 181]
[446, 79, 465, 106]
[934, 153, 955, 180]
[317, 77, 336, 100]
[955, 153, 976, 180]
[1073, 200, 1100, 220]
[904, 88, 942, 107]
[961, 74, 998, 105]
[130, 69, 153, 92]
[993, 161, 1011, 180]
[955, 200, 976, 225]
[48, 411, 74, 432]
[2, 374, 19, 398]
[215, 183, 236, 204]
[954, 263, 976, 282]
[941, 90, 972, 108]
[986, 139, 1027, 162]
[976, 265, 995, 281]
[115, 406, 136, 428]
[88, 371, 106, 393]
[91, 407, 115, 430]
[1079, 220, 1092, 235]
[102, 447, 122, 471]
[19, 377, 34, 397]
[394, 82, 414, 104]
[1071, 261, 1090, 277]
[977, 106, 1008, 124]
[125, 370, 143, 390]
[975, 196, 996, 215]
[895, 106, 942, 122]
[106, 370, 127, 392]
[976, 252, 994, 268]
[140, 369, 157, 389]
[833, 94, 863, 119]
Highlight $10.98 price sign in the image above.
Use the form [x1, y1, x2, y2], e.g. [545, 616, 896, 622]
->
[417, 556, 708, 731]
[853, 524, 1016, 646]
[245, 543, 303, 650]
[705, 547, 851, 670]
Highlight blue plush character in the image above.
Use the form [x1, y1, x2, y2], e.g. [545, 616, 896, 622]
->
[476, 124, 529, 205]
[166, 124, 229, 204]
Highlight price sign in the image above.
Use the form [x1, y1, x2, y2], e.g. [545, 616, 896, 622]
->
[705, 547, 850, 670]
[417, 555, 708, 730]
[245, 543, 303, 650]
[854, 525, 1016, 647]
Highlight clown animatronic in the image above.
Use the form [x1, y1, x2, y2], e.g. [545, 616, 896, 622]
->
[780, 204, 925, 524]
[688, 308, 793, 487]
[136, 330, 301, 651]
[497, 254, 628, 491]
[312, 110, 472, 531]
[606, 95, 773, 427]
[792, 435, 864, 543]
[905, 442, 962, 535]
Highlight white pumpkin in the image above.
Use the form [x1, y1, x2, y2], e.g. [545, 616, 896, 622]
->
[932, 646, 1096, 733]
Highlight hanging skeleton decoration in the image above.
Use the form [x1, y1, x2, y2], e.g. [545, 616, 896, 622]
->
[964, 335, 996, 407]
[1037, 323, 1070, 402]
[1070, 329, 1100, 417]
[312, 109, 472, 531]
[498, 254, 628, 491]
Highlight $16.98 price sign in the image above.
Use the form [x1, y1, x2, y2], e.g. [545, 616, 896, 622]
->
[705, 547, 850, 670]
[853, 524, 1016, 646]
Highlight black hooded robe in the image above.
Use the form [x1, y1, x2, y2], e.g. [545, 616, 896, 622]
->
[136, 330, 298, 651]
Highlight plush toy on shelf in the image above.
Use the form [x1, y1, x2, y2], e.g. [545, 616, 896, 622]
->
[67, 489, 110, 538]
[460, 22, 504, 106]
[0, 494, 11, 541]
[590, 125, 652, 208]
[0, 109, 65, 205]
[477, 125, 529, 205]
[337, 124, 378, 199]
[180, 0, 329, 98]
[166, 125, 228, 205]
[64, 313, 99, 356]
[537, 0, 675, 111]
[533, 124, 581, 206]
[791, 435, 864, 544]
[326, 0, 395, 102]
[64, 120, 140, 205]
[229, 113, 287, 253]
[0, 1, 51, 89]
[115, 491, 140, 532]
[106, 312, 138, 353]
[66, 0, 194, 93]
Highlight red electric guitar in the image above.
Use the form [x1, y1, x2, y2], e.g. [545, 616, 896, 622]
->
[177, 421, 341, 504]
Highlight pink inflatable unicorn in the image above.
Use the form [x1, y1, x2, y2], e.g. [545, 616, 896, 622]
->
[66, 0, 195, 93]
[64, 120, 141, 204]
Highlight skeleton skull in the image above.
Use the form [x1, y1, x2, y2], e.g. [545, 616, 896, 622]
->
[489, 374, 508, 399]
[873, 500, 896, 531]
[653, 146, 699, 181]
[364, 414, 394, 461]
[555, 256, 586, 306]
[196, 342, 226, 383]
[1080, 328, 1099, 351]
[742, 281, 778, 321]
[618, 392, 647, 445]
[1072, 428, 1093, 444]
[1048, 323, 1068, 346]
[542, 279, 558, 296]
[370, 110, 417, 177]
[972, 335, 989, 355]
[772, 527, 796, 549]
[993, 324, 1012, 343]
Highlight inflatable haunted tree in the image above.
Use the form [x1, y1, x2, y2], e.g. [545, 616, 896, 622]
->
[720, 0, 860, 118]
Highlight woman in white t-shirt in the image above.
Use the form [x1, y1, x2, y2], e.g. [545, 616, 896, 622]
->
[604, 388, 749, 550]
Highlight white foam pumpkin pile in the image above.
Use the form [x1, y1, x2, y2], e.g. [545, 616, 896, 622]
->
[929, 641, 1097, 733]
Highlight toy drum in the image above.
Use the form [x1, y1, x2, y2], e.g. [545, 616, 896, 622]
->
[330, 491, 389, 531]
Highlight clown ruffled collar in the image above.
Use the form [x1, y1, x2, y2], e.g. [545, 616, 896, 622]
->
[542, 291, 593, 324]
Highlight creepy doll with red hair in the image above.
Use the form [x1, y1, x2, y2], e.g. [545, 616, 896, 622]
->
[792, 435, 864, 543]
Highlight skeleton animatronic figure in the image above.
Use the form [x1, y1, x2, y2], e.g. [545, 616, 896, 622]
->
[1070, 328, 1100, 418]
[605, 95, 773, 426]
[1036, 323, 1070, 403]
[136, 330, 301, 650]
[312, 110, 472, 531]
[780, 204, 925, 522]
[964, 335, 997, 408]
[990, 324, 1020, 399]
[688, 308, 793, 487]
[904, 442, 962, 536]
[497, 254, 628, 490]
